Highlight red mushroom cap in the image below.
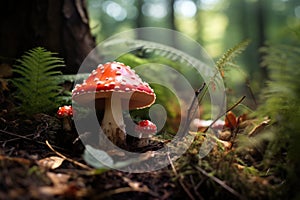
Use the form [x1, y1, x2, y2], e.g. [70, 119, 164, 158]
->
[135, 120, 157, 135]
[57, 105, 73, 117]
[72, 62, 156, 110]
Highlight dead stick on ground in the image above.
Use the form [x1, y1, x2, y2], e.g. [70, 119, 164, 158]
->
[45, 140, 92, 170]
[0, 129, 66, 151]
[97, 187, 158, 199]
[167, 152, 195, 200]
[2, 133, 35, 144]
[189, 175, 204, 200]
[194, 165, 244, 199]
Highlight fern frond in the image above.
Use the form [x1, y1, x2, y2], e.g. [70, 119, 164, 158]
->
[216, 39, 250, 75]
[256, 42, 300, 197]
[12, 47, 65, 115]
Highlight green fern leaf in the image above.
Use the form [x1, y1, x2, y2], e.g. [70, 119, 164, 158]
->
[12, 47, 65, 115]
[216, 39, 250, 76]
[257, 42, 300, 197]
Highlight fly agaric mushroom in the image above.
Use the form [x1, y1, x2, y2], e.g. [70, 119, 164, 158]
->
[72, 62, 156, 147]
[134, 120, 157, 147]
[57, 105, 73, 131]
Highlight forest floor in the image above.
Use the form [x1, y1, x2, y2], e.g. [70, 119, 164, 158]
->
[0, 111, 276, 199]
[0, 84, 283, 200]
[0, 112, 176, 200]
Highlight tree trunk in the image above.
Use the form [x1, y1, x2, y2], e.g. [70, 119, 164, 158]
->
[256, 0, 268, 79]
[0, 0, 96, 74]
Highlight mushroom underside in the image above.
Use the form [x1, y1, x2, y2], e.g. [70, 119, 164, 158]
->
[74, 91, 155, 110]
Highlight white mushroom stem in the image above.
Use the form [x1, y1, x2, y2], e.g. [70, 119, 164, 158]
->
[137, 134, 153, 147]
[62, 117, 72, 132]
[100, 93, 126, 147]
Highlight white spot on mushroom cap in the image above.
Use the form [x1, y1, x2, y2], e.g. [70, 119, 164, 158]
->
[116, 71, 121, 75]
[92, 70, 97, 75]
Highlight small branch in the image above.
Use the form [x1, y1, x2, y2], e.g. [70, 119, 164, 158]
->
[1, 133, 35, 145]
[203, 96, 246, 133]
[167, 152, 195, 200]
[0, 129, 65, 151]
[45, 140, 92, 170]
[96, 186, 158, 199]
[194, 165, 243, 199]
[183, 83, 207, 134]
[189, 175, 204, 200]
[122, 177, 159, 197]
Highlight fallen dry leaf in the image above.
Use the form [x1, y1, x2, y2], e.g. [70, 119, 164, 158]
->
[225, 111, 237, 129]
[37, 156, 65, 169]
[248, 119, 271, 137]
[36, 172, 87, 197]
[46, 172, 70, 186]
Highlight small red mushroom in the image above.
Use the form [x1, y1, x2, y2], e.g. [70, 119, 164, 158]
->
[72, 62, 156, 147]
[134, 120, 157, 147]
[57, 105, 73, 117]
[57, 105, 73, 131]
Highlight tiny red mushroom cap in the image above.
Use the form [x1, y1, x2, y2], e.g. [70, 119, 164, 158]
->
[57, 105, 73, 117]
[72, 62, 156, 110]
[135, 120, 157, 136]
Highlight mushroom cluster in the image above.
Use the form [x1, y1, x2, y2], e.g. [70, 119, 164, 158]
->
[72, 62, 156, 147]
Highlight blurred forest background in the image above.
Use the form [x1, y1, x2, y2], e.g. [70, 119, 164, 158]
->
[1, 0, 299, 95]
[87, 0, 300, 94]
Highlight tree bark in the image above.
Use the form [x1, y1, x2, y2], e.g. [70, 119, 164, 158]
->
[0, 0, 96, 74]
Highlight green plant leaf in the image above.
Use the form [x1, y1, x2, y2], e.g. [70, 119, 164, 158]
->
[83, 145, 114, 169]
[12, 47, 65, 115]
[83, 145, 144, 174]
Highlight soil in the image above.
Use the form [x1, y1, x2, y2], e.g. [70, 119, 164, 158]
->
[0, 113, 182, 200]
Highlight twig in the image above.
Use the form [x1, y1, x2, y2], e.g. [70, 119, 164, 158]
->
[1, 133, 35, 145]
[167, 152, 195, 200]
[0, 129, 44, 144]
[97, 187, 158, 199]
[245, 79, 257, 107]
[194, 165, 243, 199]
[122, 177, 159, 197]
[189, 175, 204, 200]
[45, 140, 92, 170]
[0, 129, 65, 151]
[203, 96, 246, 133]
[248, 119, 270, 137]
[183, 83, 207, 134]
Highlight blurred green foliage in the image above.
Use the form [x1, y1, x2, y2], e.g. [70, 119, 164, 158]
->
[87, 0, 300, 86]
[254, 26, 300, 199]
